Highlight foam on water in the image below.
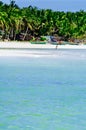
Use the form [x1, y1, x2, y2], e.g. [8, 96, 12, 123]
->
[0, 48, 86, 59]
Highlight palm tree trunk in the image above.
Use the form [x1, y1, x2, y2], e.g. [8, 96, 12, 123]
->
[23, 27, 28, 41]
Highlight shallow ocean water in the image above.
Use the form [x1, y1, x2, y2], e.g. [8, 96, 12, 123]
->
[0, 49, 86, 130]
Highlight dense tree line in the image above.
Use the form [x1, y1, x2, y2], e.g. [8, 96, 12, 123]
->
[0, 1, 86, 41]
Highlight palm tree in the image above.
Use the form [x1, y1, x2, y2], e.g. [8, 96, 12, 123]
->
[0, 1, 86, 41]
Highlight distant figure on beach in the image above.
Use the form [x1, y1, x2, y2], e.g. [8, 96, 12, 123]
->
[56, 40, 62, 49]
[56, 42, 58, 49]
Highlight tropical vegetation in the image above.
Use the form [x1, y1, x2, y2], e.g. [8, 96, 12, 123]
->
[0, 0, 86, 42]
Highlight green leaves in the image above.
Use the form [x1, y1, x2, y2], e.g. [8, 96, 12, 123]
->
[0, 1, 86, 41]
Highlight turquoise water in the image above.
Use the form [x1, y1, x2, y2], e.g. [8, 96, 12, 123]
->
[0, 49, 86, 130]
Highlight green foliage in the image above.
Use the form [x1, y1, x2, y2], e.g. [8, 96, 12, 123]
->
[0, 1, 86, 41]
[40, 36, 46, 41]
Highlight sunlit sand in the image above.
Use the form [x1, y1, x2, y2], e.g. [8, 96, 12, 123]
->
[0, 41, 86, 57]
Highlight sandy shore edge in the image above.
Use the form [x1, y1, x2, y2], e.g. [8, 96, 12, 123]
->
[0, 41, 86, 57]
[0, 41, 86, 49]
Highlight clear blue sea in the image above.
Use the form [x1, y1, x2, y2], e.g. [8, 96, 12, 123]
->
[0, 49, 86, 130]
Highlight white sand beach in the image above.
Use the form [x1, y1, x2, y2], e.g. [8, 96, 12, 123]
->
[0, 41, 86, 57]
[0, 41, 86, 49]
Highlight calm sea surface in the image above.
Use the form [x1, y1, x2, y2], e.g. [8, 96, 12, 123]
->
[0, 49, 86, 130]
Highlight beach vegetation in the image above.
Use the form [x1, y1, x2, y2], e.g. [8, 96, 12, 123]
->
[40, 36, 46, 41]
[0, 1, 86, 43]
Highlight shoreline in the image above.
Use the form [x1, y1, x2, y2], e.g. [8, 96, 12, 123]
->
[0, 41, 86, 49]
[0, 41, 86, 57]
